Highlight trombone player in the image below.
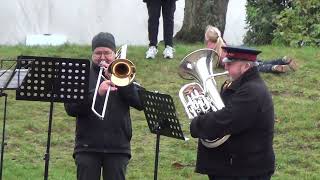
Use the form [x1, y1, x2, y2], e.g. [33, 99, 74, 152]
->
[190, 46, 275, 180]
[64, 32, 144, 180]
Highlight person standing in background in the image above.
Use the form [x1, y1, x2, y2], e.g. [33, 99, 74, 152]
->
[144, 0, 177, 59]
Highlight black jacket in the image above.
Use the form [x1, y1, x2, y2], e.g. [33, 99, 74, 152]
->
[64, 63, 143, 157]
[190, 67, 275, 176]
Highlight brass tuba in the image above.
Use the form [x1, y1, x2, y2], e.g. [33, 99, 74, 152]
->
[178, 48, 230, 148]
[91, 45, 136, 119]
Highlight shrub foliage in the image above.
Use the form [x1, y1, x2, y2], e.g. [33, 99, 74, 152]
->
[244, 0, 291, 45]
[273, 0, 320, 47]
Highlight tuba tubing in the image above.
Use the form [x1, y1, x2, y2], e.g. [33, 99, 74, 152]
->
[178, 48, 230, 148]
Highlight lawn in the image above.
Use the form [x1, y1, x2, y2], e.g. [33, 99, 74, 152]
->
[0, 44, 319, 180]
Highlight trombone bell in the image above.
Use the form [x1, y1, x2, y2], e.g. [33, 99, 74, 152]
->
[109, 59, 136, 87]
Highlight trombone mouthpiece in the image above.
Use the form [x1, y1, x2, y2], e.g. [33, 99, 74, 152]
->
[99, 61, 107, 67]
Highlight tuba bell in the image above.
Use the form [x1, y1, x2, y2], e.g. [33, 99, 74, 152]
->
[178, 48, 230, 148]
[91, 44, 136, 119]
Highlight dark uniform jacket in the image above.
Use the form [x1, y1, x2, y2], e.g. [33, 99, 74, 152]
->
[190, 67, 275, 176]
[64, 63, 143, 158]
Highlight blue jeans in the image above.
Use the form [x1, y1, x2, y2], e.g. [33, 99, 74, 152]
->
[257, 58, 287, 73]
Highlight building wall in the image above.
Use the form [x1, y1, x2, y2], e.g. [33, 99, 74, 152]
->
[0, 0, 246, 46]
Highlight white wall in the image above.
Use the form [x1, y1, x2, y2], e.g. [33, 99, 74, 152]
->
[0, 0, 49, 45]
[0, 0, 246, 46]
[224, 0, 247, 45]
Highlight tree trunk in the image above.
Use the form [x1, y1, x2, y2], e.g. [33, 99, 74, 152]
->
[175, 0, 229, 43]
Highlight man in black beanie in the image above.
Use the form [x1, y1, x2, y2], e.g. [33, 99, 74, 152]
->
[64, 32, 144, 180]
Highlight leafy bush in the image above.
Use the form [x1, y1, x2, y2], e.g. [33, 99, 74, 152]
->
[273, 0, 320, 47]
[244, 0, 291, 45]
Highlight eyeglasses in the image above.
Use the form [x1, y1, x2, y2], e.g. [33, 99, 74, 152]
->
[93, 51, 114, 58]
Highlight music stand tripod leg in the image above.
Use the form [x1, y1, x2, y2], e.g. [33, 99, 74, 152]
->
[154, 128, 161, 180]
[0, 92, 8, 180]
[43, 98, 54, 180]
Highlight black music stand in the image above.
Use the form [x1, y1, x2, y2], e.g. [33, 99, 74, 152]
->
[15, 55, 90, 180]
[0, 59, 29, 180]
[139, 89, 187, 180]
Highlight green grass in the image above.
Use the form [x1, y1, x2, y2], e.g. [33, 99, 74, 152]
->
[0, 44, 319, 179]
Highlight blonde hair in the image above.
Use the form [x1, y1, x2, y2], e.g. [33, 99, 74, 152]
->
[204, 25, 226, 67]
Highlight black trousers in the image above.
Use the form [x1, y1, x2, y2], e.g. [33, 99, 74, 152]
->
[146, 0, 176, 47]
[75, 152, 129, 180]
[208, 174, 272, 180]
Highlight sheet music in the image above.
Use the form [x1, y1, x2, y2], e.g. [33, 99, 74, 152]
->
[0, 69, 28, 90]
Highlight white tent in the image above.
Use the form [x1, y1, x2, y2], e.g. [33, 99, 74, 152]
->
[224, 0, 247, 45]
[0, 0, 247, 46]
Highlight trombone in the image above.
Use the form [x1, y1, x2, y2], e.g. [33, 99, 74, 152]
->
[91, 45, 136, 119]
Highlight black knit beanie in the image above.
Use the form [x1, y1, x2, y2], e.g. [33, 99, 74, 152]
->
[91, 32, 116, 52]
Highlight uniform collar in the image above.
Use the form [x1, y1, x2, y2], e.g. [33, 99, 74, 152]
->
[227, 66, 259, 90]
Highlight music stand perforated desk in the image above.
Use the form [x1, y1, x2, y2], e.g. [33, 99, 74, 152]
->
[139, 89, 187, 180]
[16, 56, 90, 180]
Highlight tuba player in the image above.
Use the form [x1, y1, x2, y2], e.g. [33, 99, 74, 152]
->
[190, 46, 275, 180]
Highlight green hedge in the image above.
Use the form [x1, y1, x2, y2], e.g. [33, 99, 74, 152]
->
[244, 0, 290, 45]
[273, 0, 320, 47]
[244, 0, 319, 47]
